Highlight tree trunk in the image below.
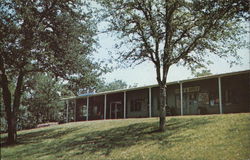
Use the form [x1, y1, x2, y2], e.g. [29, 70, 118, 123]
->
[159, 85, 167, 131]
[11, 72, 24, 143]
[0, 55, 24, 144]
[0, 56, 17, 144]
[7, 114, 17, 144]
[0, 76, 17, 144]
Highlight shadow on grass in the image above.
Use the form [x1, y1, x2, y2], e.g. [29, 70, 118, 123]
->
[2, 116, 213, 159]
[1, 126, 84, 147]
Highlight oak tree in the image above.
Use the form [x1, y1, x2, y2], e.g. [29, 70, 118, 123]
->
[0, 0, 101, 144]
[98, 0, 249, 131]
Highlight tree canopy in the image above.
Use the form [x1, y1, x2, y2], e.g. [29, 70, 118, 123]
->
[0, 0, 103, 144]
[96, 79, 138, 92]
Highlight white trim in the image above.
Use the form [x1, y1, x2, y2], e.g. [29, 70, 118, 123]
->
[110, 103, 111, 119]
[86, 96, 89, 121]
[66, 100, 69, 123]
[124, 91, 126, 119]
[74, 99, 77, 121]
[104, 94, 107, 119]
[180, 83, 183, 116]
[218, 77, 223, 114]
[149, 87, 152, 117]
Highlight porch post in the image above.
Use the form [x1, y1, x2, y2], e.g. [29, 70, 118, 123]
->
[86, 96, 89, 121]
[66, 100, 69, 123]
[180, 82, 183, 116]
[124, 91, 126, 119]
[149, 87, 152, 117]
[74, 99, 77, 122]
[218, 77, 223, 114]
[104, 94, 107, 120]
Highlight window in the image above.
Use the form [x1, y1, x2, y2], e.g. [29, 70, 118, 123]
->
[130, 99, 143, 112]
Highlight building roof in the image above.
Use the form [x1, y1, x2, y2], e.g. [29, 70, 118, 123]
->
[62, 69, 250, 100]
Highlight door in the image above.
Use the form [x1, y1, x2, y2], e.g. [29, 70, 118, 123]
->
[110, 101, 122, 119]
[184, 93, 198, 115]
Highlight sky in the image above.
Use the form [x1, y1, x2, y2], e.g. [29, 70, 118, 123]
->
[95, 30, 250, 87]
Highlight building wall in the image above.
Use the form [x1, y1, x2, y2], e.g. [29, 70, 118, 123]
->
[72, 71, 250, 121]
[151, 87, 159, 117]
[151, 84, 180, 117]
[181, 78, 219, 115]
[167, 84, 180, 115]
[221, 73, 250, 113]
[126, 89, 149, 118]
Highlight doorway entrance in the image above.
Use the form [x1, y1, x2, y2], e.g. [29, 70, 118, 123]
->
[183, 93, 198, 115]
[110, 101, 122, 119]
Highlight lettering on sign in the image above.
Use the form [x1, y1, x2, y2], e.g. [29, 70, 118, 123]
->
[175, 86, 200, 94]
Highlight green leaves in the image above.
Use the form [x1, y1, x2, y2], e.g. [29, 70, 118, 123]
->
[1, 0, 99, 79]
[98, 0, 249, 80]
[0, 0, 104, 141]
[22, 73, 64, 124]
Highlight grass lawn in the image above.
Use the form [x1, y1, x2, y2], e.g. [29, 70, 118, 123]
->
[1, 113, 250, 160]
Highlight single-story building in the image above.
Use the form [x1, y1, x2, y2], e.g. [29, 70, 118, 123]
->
[63, 69, 250, 122]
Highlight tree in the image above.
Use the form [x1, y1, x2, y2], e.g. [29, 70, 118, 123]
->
[192, 69, 212, 77]
[97, 79, 128, 92]
[98, 0, 249, 131]
[96, 79, 139, 92]
[0, 0, 101, 144]
[22, 73, 64, 124]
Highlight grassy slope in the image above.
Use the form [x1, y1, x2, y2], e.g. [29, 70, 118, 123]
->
[1, 113, 250, 160]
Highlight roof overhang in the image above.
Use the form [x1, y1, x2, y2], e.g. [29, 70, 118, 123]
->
[62, 69, 250, 101]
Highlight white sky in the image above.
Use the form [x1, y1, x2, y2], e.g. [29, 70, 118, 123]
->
[95, 32, 250, 87]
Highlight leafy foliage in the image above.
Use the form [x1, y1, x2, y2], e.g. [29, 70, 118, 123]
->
[98, 0, 249, 131]
[22, 73, 65, 124]
[99, 0, 248, 70]
[1, 0, 101, 83]
[192, 69, 212, 77]
[0, 0, 103, 143]
[96, 79, 138, 92]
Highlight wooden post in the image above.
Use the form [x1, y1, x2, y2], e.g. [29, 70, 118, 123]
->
[104, 94, 107, 119]
[149, 87, 152, 117]
[180, 82, 183, 116]
[124, 91, 126, 119]
[218, 77, 223, 114]
[66, 100, 69, 123]
[87, 97, 89, 121]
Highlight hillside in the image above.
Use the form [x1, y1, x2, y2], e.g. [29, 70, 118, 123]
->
[1, 113, 250, 160]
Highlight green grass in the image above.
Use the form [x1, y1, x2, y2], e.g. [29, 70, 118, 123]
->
[1, 113, 250, 160]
